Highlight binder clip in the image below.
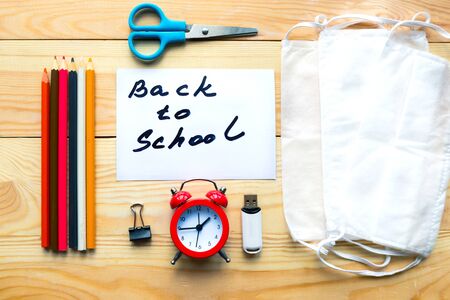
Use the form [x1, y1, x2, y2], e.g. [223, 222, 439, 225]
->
[129, 203, 152, 242]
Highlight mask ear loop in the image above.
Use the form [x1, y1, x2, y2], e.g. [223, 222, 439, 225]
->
[329, 247, 392, 269]
[283, 15, 328, 40]
[317, 231, 424, 276]
[387, 19, 450, 44]
[320, 14, 385, 30]
[410, 11, 431, 30]
[325, 14, 403, 30]
[283, 13, 430, 40]
[318, 231, 393, 269]
[325, 12, 431, 31]
[379, 18, 450, 60]
[317, 245, 423, 277]
[342, 238, 414, 257]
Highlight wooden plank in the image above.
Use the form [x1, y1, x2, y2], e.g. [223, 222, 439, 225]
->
[1, 137, 449, 238]
[0, 0, 449, 41]
[0, 234, 449, 298]
[1, 137, 450, 297]
[0, 137, 281, 236]
[1, 41, 450, 137]
[0, 40, 280, 137]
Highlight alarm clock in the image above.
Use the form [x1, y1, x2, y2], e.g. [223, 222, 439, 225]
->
[169, 179, 231, 265]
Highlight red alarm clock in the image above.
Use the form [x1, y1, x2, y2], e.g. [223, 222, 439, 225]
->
[169, 179, 231, 265]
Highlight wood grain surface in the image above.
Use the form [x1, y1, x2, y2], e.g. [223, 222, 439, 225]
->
[1, 0, 450, 299]
[0, 41, 449, 138]
[1, 138, 450, 299]
[0, 0, 449, 41]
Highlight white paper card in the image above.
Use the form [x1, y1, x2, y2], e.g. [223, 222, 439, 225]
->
[116, 69, 276, 180]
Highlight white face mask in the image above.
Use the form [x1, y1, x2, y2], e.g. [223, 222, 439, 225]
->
[319, 27, 429, 237]
[282, 14, 428, 243]
[281, 14, 450, 276]
[282, 37, 326, 242]
[318, 20, 450, 276]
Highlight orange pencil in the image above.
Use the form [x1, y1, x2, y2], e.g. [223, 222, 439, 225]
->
[41, 68, 50, 248]
[86, 58, 96, 249]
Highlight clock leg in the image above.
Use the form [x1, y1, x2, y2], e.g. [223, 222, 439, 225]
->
[171, 251, 182, 265]
[218, 250, 231, 263]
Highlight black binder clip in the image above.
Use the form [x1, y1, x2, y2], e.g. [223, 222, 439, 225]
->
[129, 203, 152, 242]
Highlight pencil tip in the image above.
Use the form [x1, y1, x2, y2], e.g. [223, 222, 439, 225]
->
[52, 57, 59, 70]
[42, 69, 49, 82]
[71, 57, 74, 62]
[59, 57, 68, 70]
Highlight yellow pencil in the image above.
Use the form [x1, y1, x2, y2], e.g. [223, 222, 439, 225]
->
[86, 58, 96, 249]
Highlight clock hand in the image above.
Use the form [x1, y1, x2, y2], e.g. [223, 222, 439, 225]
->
[195, 211, 201, 247]
[178, 226, 197, 230]
[199, 217, 211, 228]
[195, 230, 200, 247]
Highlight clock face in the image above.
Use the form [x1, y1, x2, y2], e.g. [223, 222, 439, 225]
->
[176, 205, 223, 252]
[170, 198, 230, 258]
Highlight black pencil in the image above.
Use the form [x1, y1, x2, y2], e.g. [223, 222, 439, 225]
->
[68, 58, 78, 250]
[49, 57, 59, 251]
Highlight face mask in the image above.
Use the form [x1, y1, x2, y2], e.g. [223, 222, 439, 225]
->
[281, 14, 428, 244]
[318, 20, 450, 276]
[282, 14, 449, 276]
[318, 26, 428, 238]
[282, 37, 326, 242]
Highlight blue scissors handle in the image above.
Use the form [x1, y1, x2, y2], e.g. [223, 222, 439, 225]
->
[128, 3, 187, 61]
[128, 31, 186, 61]
[128, 3, 186, 32]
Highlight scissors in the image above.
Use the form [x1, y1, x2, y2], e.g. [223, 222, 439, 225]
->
[128, 3, 258, 61]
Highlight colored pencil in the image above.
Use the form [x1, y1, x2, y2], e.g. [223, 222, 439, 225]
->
[49, 57, 59, 251]
[86, 58, 96, 249]
[68, 58, 78, 250]
[77, 59, 87, 251]
[58, 57, 68, 251]
[41, 68, 50, 248]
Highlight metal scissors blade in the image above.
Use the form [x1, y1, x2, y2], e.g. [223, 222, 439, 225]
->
[185, 24, 258, 39]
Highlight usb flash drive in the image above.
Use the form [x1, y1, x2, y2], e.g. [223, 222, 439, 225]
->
[241, 195, 262, 254]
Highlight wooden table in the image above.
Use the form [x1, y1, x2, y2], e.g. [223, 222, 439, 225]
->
[1, 1, 449, 299]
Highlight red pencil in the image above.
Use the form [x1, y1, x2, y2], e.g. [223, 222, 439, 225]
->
[41, 68, 50, 248]
[57, 57, 68, 251]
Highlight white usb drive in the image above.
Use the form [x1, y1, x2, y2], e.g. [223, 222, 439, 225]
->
[241, 195, 262, 254]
